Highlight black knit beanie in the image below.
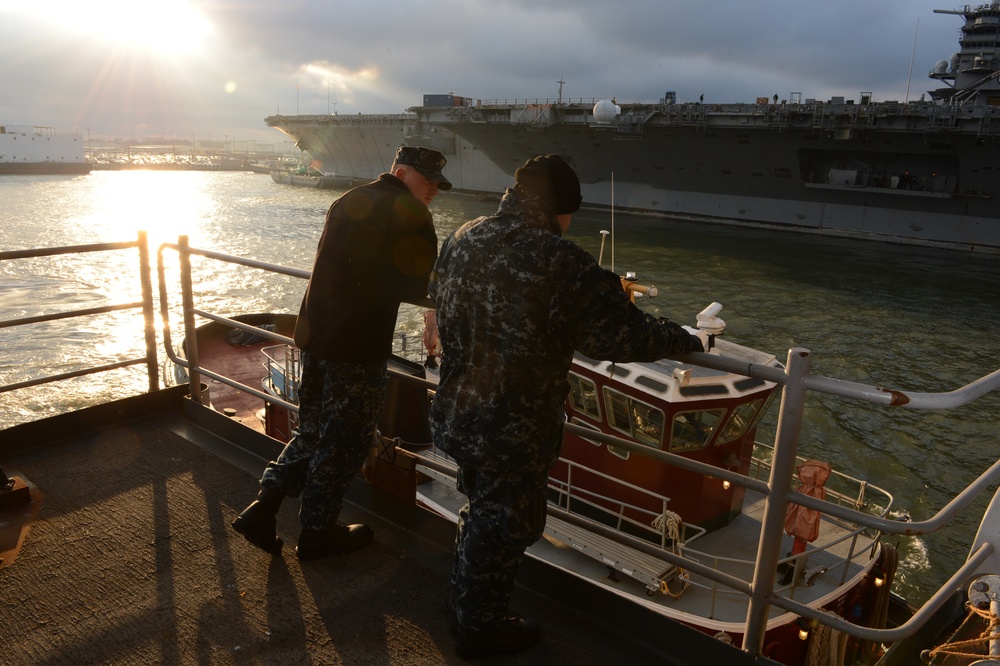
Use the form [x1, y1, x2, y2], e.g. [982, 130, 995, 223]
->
[513, 154, 582, 215]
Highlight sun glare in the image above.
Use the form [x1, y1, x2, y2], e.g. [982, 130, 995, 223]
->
[25, 0, 213, 57]
[79, 171, 213, 247]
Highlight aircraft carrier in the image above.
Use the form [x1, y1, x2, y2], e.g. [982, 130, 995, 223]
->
[266, 4, 1000, 252]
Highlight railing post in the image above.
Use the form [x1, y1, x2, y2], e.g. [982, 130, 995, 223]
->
[136, 231, 159, 392]
[742, 347, 812, 655]
[177, 236, 203, 404]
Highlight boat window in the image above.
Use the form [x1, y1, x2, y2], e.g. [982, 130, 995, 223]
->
[635, 375, 669, 393]
[574, 353, 601, 367]
[734, 377, 766, 392]
[749, 390, 778, 432]
[669, 409, 726, 452]
[679, 384, 729, 397]
[567, 373, 601, 420]
[602, 387, 664, 449]
[716, 399, 763, 445]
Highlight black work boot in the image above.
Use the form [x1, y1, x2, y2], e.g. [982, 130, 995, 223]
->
[231, 487, 285, 554]
[453, 614, 541, 660]
[295, 523, 374, 560]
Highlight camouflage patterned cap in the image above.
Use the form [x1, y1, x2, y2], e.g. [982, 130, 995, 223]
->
[393, 146, 452, 190]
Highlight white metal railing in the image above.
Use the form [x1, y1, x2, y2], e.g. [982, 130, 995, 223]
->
[546, 440, 886, 609]
[0, 232, 158, 395]
[548, 456, 707, 549]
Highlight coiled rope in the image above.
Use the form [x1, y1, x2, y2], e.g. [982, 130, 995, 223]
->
[651, 510, 683, 547]
[652, 510, 689, 599]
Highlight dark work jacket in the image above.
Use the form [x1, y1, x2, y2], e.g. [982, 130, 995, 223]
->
[293, 174, 437, 362]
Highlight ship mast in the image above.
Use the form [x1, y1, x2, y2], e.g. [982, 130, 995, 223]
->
[905, 18, 919, 103]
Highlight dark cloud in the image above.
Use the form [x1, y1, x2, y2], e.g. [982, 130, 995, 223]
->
[0, 0, 963, 143]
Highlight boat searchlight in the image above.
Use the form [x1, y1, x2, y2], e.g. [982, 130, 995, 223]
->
[696, 302, 726, 336]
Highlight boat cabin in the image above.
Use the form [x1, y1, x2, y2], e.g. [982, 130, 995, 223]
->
[554, 339, 780, 536]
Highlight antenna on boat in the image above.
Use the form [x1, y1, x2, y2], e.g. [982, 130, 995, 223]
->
[598, 230, 610, 265]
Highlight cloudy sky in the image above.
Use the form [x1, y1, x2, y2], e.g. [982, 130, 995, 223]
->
[0, 0, 970, 149]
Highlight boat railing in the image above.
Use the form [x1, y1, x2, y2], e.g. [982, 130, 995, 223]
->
[750, 440, 894, 518]
[0, 232, 159, 397]
[550, 425, 887, 604]
[739, 442, 890, 590]
[261, 344, 300, 404]
[156, 237, 307, 414]
[478, 98, 607, 108]
[548, 455, 708, 552]
[461, 97, 1000, 137]
[153, 237, 1000, 657]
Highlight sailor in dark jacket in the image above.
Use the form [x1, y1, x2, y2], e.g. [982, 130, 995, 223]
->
[430, 155, 703, 659]
[233, 146, 450, 560]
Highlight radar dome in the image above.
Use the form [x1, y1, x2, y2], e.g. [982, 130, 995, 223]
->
[934, 59, 949, 75]
[950, 53, 960, 70]
[593, 99, 620, 123]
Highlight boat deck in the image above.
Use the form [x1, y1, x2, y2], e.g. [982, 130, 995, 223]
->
[0, 389, 766, 665]
[415, 455, 876, 635]
[172, 313, 300, 437]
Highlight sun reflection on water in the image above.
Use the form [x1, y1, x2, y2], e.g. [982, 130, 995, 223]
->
[76, 171, 214, 248]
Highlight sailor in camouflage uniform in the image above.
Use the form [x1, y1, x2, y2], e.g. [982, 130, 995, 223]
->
[430, 154, 704, 659]
[233, 146, 450, 560]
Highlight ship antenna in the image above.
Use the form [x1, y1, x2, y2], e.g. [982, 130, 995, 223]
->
[611, 171, 615, 274]
[905, 17, 919, 103]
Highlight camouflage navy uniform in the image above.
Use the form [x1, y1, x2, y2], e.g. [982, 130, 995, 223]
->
[260, 171, 437, 531]
[430, 187, 700, 631]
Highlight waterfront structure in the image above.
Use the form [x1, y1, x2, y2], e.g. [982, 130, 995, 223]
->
[0, 124, 90, 175]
